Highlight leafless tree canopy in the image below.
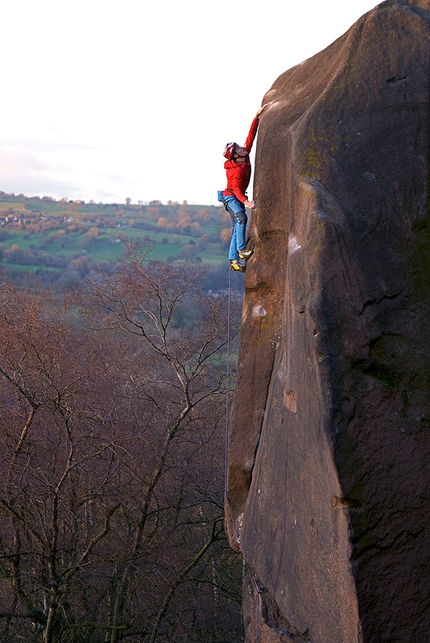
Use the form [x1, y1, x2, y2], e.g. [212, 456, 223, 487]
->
[0, 253, 243, 642]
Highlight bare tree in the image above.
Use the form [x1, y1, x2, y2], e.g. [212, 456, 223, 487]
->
[0, 254, 243, 643]
[82, 247, 240, 642]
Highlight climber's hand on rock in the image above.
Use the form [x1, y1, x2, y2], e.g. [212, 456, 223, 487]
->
[256, 103, 270, 118]
[244, 199, 256, 209]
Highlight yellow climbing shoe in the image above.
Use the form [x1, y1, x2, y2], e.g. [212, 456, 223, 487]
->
[238, 248, 253, 260]
[230, 261, 246, 272]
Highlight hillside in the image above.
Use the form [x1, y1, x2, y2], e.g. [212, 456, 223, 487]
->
[0, 192, 232, 287]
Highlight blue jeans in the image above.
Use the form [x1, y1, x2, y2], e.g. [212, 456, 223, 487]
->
[223, 196, 247, 261]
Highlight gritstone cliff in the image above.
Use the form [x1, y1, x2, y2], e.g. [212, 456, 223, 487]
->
[225, 1, 430, 641]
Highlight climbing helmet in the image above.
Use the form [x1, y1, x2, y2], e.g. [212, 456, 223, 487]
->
[224, 142, 237, 160]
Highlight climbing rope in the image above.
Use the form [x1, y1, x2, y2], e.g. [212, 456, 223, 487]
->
[224, 266, 238, 540]
[224, 265, 260, 642]
[249, 571, 262, 642]
[224, 266, 242, 549]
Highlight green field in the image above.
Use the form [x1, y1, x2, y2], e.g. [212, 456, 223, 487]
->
[0, 194, 230, 283]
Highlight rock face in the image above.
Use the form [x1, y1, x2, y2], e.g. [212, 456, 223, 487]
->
[226, 1, 430, 641]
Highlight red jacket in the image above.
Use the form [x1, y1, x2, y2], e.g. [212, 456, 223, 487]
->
[223, 116, 260, 203]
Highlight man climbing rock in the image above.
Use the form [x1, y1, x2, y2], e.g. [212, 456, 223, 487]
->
[221, 104, 268, 272]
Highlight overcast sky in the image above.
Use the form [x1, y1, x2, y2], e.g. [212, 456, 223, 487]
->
[0, 0, 380, 205]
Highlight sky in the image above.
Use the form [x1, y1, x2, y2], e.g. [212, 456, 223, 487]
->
[0, 0, 381, 206]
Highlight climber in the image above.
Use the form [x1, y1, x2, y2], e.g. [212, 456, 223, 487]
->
[221, 104, 268, 272]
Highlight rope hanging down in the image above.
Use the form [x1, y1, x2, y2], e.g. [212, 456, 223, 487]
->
[224, 267, 261, 642]
[224, 266, 240, 545]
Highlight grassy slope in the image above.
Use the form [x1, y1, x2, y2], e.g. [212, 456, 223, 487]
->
[0, 196, 230, 275]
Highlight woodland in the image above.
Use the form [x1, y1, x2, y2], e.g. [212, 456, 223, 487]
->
[0, 232, 245, 641]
